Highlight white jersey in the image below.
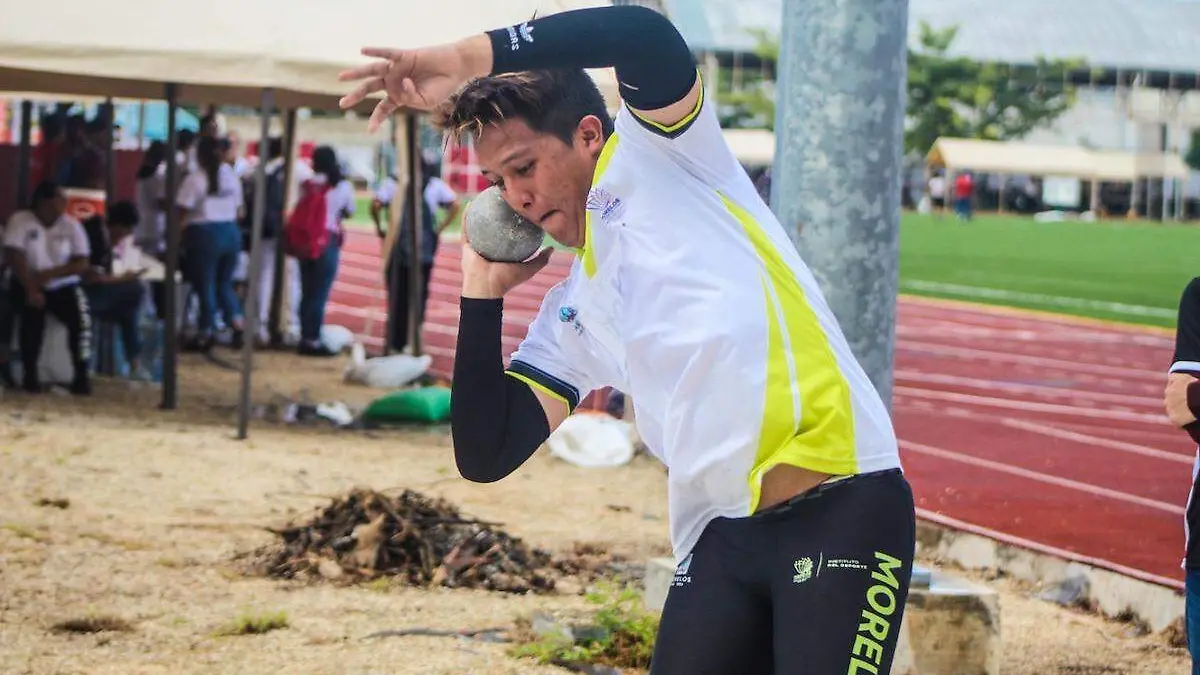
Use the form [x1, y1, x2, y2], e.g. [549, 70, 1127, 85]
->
[3, 210, 91, 290]
[507, 82, 902, 564]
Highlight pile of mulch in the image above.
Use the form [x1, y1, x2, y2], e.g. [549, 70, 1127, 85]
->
[242, 488, 630, 595]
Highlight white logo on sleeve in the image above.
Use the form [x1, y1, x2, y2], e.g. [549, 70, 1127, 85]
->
[507, 22, 535, 51]
[519, 21, 535, 44]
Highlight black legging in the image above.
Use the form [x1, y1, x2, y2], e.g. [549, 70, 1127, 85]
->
[387, 256, 434, 354]
[9, 280, 91, 388]
[648, 470, 916, 675]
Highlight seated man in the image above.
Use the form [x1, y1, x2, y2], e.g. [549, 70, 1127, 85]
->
[83, 201, 150, 380]
[3, 180, 92, 394]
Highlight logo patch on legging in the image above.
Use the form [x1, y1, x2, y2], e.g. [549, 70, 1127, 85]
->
[792, 557, 813, 584]
[671, 553, 693, 587]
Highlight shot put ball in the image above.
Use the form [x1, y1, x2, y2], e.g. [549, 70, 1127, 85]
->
[464, 186, 545, 263]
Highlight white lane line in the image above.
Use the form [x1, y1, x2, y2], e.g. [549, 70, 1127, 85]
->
[901, 440, 1184, 515]
[902, 280, 1176, 319]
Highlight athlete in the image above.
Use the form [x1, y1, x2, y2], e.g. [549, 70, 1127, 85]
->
[340, 6, 915, 673]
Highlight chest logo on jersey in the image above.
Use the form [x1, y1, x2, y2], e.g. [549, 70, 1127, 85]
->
[585, 186, 625, 226]
[558, 305, 584, 335]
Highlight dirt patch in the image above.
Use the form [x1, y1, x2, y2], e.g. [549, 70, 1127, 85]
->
[0, 354, 1192, 674]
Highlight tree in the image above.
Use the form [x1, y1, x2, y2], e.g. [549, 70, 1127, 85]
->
[1186, 129, 1200, 172]
[720, 22, 1083, 156]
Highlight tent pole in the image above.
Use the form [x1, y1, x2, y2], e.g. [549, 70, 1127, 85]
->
[15, 100, 32, 209]
[237, 88, 274, 440]
[160, 83, 180, 411]
[384, 114, 403, 355]
[269, 108, 298, 347]
[103, 98, 116, 210]
[405, 114, 424, 357]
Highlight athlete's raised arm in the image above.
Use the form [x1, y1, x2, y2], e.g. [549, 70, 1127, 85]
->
[338, 5, 700, 132]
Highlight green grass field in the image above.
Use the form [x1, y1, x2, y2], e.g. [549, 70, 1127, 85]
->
[899, 213, 1195, 328]
[348, 191, 1195, 329]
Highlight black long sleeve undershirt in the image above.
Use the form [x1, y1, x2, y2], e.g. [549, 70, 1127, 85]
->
[450, 298, 551, 483]
[485, 5, 698, 111]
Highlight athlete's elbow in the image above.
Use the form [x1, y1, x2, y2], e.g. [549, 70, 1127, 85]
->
[454, 454, 509, 484]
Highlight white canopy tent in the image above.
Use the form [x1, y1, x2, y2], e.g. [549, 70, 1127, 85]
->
[926, 137, 1190, 182]
[0, 0, 622, 436]
[0, 0, 620, 109]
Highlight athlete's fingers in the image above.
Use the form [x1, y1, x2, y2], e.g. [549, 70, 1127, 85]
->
[366, 99, 398, 133]
[361, 47, 407, 61]
[337, 61, 389, 83]
[340, 76, 386, 109]
[523, 246, 555, 270]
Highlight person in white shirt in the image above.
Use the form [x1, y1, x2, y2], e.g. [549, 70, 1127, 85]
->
[296, 145, 355, 357]
[340, 7, 914, 673]
[3, 180, 94, 394]
[175, 135, 245, 351]
[369, 173, 398, 240]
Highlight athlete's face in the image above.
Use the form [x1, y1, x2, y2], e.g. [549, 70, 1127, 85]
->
[475, 116, 607, 249]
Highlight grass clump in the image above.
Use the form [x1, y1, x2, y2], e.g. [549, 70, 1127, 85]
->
[510, 582, 658, 670]
[214, 610, 290, 637]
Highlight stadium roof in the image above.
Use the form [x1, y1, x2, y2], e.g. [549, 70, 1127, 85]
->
[663, 0, 1200, 75]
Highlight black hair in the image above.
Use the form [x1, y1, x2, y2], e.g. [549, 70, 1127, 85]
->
[267, 137, 284, 160]
[30, 180, 60, 209]
[178, 129, 196, 150]
[107, 201, 139, 228]
[311, 145, 343, 186]
[137, 140, 167, 179]
[437, 68, 614, 146]
[196, 135, 223, 195]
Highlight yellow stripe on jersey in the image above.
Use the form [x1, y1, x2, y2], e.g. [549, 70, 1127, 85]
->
[719, 194, 859, 513]
[629, 70, 706, 136]
[582, 133, 622, 278]
[504, 370, 573, 411]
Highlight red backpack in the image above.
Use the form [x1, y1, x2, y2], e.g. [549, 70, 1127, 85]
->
[285, 180, 331, 260]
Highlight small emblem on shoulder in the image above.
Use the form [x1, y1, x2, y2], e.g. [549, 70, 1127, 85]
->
[585, 186, 625, 225]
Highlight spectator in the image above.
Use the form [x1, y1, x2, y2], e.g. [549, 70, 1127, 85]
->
[175, 135, 245, 352]
[29, 110, 66, 189]
[238, 137, 297, 344]
[953, 171, 974, 221]
[176, 129, 197, 175]
[297, 145, 354, 357]
[3, 181, 93, 395]
[134, 141, 168, 256]
[386, 159, 459, 354]
[1163, 277, 1200, 675]
[370, 173, 398, 240]
[82, 201, 151, 380]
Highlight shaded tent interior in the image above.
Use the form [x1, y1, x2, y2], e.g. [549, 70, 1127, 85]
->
[0, 0, 622, 437]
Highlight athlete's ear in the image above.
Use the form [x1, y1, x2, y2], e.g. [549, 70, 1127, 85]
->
[575, 115, 606, 155]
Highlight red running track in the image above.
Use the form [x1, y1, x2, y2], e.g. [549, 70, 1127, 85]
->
[328, 231, 1191, 589]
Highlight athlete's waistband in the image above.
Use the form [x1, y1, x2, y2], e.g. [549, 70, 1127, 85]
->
[749, 468, 905, 520]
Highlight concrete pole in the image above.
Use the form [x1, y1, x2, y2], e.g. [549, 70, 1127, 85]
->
[771, 0, 910, 407]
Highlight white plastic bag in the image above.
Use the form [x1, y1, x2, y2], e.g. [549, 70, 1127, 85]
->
[546, 413, 636, 468]
[320, 324, 355, 353]
[343, 343, 431, 389]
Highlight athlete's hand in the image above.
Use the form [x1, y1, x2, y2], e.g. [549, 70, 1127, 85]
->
[1165, 372, 1198, 427]
[338, 36, 493, 132]
[460, 222, 553, 300]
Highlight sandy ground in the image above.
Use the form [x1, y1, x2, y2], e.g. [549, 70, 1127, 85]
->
[0, 349, 1192, 674]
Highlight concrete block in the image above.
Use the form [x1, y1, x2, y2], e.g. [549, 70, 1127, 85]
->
[895, 568, 1001, 675]
[917, 519, 1184, 633]
[642, 558, 1000, 675]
